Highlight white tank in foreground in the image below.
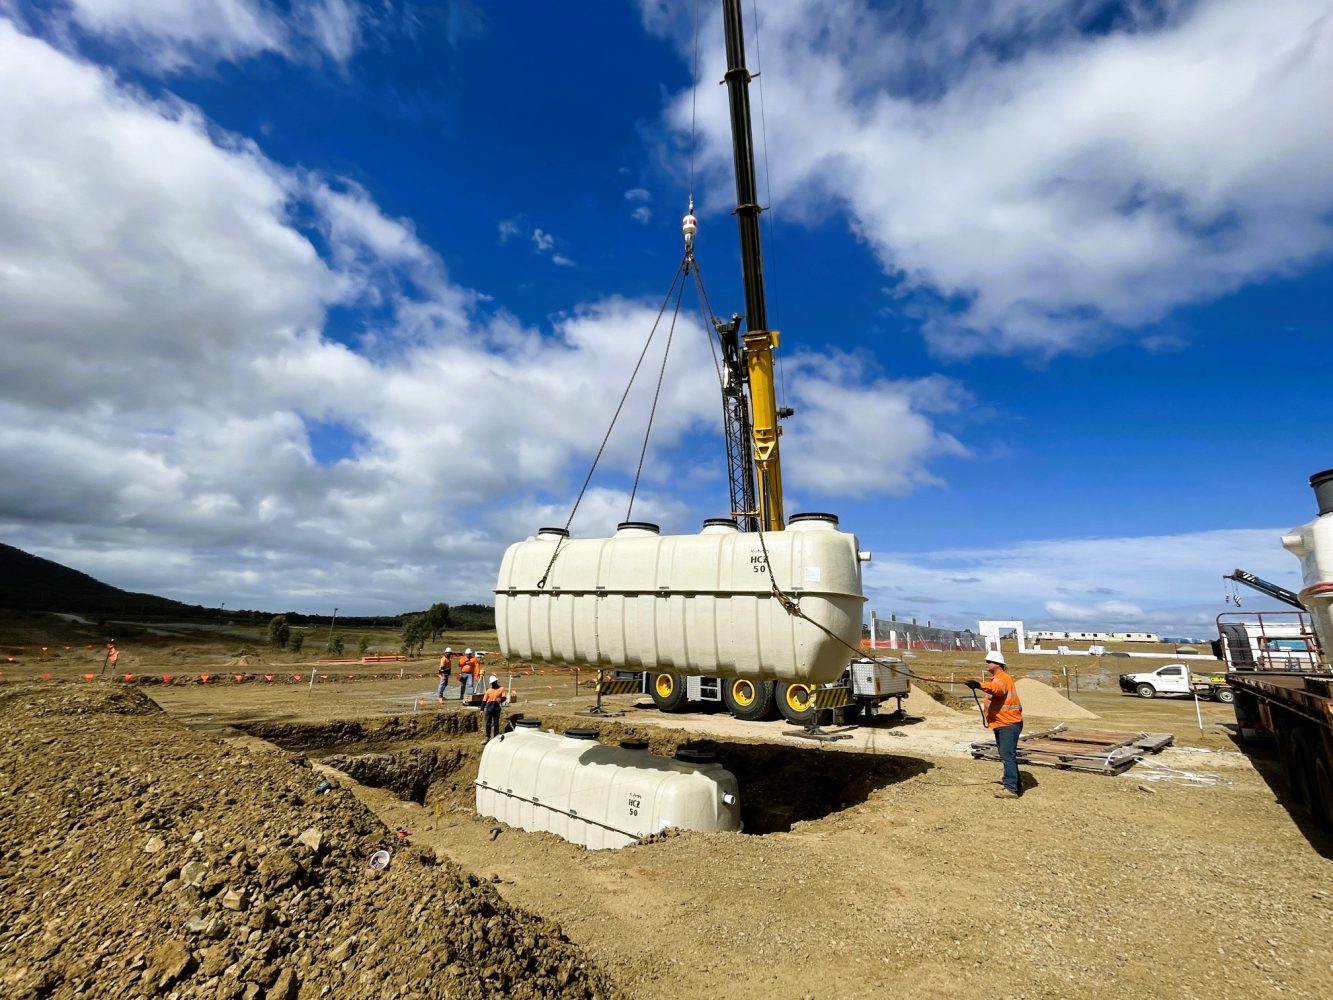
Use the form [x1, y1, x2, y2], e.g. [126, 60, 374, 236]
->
[1282, 468, 1333, 660]
[475, 722, 741, 850]
[494, 514, 866, 684]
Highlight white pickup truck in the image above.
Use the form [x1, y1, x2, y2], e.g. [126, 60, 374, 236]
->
[1118, 663, 1235, 703]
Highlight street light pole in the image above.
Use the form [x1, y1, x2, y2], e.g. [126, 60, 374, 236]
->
[327, 607, 338, 640]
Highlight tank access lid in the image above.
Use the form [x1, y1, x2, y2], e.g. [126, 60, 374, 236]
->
[616, 521, 661, 535]
[674, 748, 717, 764]
[788, 512, 840, 528]
[1311, 468, 1333, 516]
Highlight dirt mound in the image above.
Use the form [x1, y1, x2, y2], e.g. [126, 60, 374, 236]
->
[1016, 676, 1099, 719]
[0, 684, 615, 1000]
[907, 682, 966, 717]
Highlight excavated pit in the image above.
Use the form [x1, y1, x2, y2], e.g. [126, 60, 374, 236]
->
[247, 711, 930, 836]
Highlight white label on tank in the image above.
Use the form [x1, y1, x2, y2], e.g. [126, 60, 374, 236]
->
[804, 566, 821, 582]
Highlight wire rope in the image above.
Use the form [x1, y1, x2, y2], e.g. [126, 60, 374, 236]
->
[536, 259, 689, 589]
[689, 0, 701, 202]
[626, 276, 687, 520]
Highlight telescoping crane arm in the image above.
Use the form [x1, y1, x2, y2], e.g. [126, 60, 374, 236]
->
[720, 0, 787, 534]
[1225, 569, 1307, 611]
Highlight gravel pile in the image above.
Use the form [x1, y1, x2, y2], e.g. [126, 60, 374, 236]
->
[1015, 676, 1099, 719]
[0, 684, 616, 1000]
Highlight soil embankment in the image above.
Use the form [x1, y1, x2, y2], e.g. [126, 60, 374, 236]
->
[0, 684, 615, 1000]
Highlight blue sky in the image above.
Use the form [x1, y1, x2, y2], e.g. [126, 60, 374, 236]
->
[1, 0, 1330, 636]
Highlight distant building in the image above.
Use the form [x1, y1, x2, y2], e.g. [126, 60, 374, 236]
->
[1030, 630, 1160, 643]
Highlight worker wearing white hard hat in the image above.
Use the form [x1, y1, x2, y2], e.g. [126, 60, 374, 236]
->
[482, 673, 507, 740]
[458, 648, 480, 703]
[966, 649, 1023, 798]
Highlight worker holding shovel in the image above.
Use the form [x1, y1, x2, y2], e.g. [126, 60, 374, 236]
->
[966, 650, 1025, 799]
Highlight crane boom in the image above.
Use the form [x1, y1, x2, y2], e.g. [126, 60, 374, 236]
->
[720, 0, 784, 533]
[1225, 569, 1306, 611]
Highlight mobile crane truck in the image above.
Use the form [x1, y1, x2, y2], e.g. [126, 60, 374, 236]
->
[630, 0, 906, 727]
[1225, 469, 1333, 829]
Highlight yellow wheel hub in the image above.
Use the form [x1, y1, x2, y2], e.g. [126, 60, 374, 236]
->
[785, 684, 811, 712]
[731, 680, 756, 707]
[655, 674, 674, 698]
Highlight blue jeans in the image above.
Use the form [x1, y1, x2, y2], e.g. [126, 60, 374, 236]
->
[994, 722, 1023, 794]
[459, 674, 474, 700]
[435, 673, 449, 698]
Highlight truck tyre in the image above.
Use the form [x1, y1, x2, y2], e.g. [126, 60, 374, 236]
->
[1292, 729, 1320, 820]
[1276, 723, 1306, 805]
[649, 672, 688, 713]
[1135, 683, 1156, 699]
[776, 682, 816, 724]
[1311, 755, 1333, 832]
[722, 678, 776, 721]
[1213, 686, 1236, 705]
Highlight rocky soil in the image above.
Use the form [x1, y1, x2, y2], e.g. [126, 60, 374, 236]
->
[0, 684, 615, 1000]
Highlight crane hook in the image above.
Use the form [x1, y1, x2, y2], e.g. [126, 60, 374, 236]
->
[682, 197, 697, 253]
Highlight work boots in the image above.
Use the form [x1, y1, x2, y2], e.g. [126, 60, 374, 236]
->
[993, 788, 1020, 799]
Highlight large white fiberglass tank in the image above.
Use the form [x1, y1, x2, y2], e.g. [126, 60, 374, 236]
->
[474, 721, 741, 849]
[1282, 468, 1333, 660]
[494, 514, 866, 684]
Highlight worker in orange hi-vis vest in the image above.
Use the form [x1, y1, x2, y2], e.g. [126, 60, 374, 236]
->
[457, 648, 479, 702]
[481, 675, 507, 740]
[966, 650, 1024, 799]
[435, 647, 453, 703]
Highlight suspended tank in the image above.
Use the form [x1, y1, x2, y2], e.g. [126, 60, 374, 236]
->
[493, 514, 867, 684]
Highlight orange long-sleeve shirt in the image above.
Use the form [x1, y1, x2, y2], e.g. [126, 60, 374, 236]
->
[979, 668, 1023, 728]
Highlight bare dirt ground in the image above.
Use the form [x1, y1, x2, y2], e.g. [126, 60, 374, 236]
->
[4, 624, 1332, 999]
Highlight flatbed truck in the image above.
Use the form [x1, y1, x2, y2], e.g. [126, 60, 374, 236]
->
[1224, 469, 1333, 829]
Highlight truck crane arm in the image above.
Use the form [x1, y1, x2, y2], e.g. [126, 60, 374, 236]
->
[1224, 569, 1306, 612]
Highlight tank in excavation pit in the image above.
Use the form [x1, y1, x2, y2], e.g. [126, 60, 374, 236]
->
[493, 515, 866, 684]
[474, 726, 741, 850]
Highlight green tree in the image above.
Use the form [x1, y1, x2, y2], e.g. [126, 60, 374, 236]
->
[289, 633, 305, 654]
[267, 615, 290, 649]
[421, 602, 451, 643]
[357, 635, 370, 656]
[326, 634, 345, 657]
[399, 614, 426, 656]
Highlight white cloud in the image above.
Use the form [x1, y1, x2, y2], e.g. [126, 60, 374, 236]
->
[63, 0, 362, 70]
[1044, 599, 1144, 623]
[864, 527, 1306, 635]
[781, 360, 969, 496]
[530, 228, 555, 252]
[551, 253, 576, 268]
[298, 0, 360, 64]
[631, 206, 652, 225]
[660, 0, 1333, 356]
[0, 19, 969, 614]
[624, 187, 651, 202]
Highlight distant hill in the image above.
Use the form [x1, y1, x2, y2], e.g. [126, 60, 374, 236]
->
[0, 542, 204, 617]
[0, 542, 497, 627]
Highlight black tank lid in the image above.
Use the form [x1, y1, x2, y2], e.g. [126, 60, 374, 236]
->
[674, 747, 717, 764]
[514, 718, 541, 728]
[537, 527, 570, 537]
[1311, 469, 1333, 516]
[565, 727, 600, 741]
[618, 739, 649, 750]
[788, 512, 839, 526]
[703, 517, 739, 528]
[616, 521, 660, 533]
